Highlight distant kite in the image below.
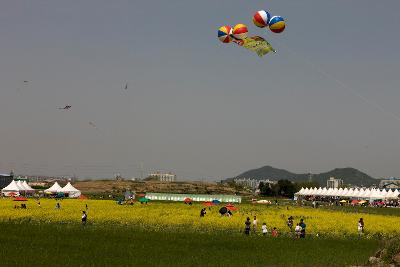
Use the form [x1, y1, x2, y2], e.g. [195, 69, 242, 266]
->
[88, 121, 97, 128]
[124, 83, 128, 90]
[58, 105, 71, 110]
[23, 80, 29, 83]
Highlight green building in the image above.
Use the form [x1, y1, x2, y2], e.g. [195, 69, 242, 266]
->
[145, 192, 241, 203]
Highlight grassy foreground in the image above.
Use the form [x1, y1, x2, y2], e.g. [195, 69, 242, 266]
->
[0, 222, 378, 267]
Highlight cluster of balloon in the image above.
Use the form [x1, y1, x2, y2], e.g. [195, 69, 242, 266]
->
[253, 10, 285, 33]
[218, 23, 248, 43]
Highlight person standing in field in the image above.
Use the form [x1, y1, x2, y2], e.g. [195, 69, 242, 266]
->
[200, 208, 206, 217]
[244, 217, 251, 235]
[82, 211, 87, 225]
[287, 216, 294, 231]
[295, 223, 302, 238]
[262, 223, 268, 236]
[271, 227, 279, 237]
[299, 219, 306, 238]
[253, 216, 258, 234]
[358, 218, 364, 235]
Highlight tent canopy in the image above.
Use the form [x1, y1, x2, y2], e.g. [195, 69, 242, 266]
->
[44, 182, 63, 193]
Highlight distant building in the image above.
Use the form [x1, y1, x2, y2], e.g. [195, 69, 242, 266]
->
[146, 192, 241, 203]
[149, 172, 176, 182]
[379, 177, 400, 189]
[327, 177, 343, 189]
[234, 178, 277, 189]
[0, 172, 13, 189]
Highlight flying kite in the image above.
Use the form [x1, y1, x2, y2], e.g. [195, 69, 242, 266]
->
[218, 23, 275, 57]
[58, 105, 71, 110]
[88, 121, 97, 129]
[253, 10, 286, 33]
[23, 80, 29, 83]
[124, 83, 128, 90]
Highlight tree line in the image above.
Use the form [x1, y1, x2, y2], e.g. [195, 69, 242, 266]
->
[258, 180, 319, 198]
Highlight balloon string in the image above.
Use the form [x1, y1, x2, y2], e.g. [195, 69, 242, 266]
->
[271, 37, 400, 124]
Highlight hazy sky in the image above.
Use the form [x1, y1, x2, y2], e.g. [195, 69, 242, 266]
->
[1, 1, 400, 180]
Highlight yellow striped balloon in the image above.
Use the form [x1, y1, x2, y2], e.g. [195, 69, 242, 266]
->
[232, 24, 248, 40]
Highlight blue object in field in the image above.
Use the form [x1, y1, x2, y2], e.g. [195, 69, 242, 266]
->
[212, 199, 221, 204]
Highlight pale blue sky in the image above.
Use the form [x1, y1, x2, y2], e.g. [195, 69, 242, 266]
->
[1, 1, 400, 179]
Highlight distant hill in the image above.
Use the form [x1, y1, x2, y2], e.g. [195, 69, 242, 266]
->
[226, 166, 377, 187]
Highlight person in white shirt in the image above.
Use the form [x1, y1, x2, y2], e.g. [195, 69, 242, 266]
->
[295, 223, 302, 238]
[253, 216, 258, 233]
[358, 218, 364, 235]
[262, 223, 268, 236]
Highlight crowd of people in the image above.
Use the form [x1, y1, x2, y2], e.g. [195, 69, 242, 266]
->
[243, 216, 308, 238]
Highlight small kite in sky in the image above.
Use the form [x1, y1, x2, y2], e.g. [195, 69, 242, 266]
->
[23, 80, 29, 83]
[58, 105, 71, 110]
[124, 83, 128, 90]
[88, 121, 97, 128]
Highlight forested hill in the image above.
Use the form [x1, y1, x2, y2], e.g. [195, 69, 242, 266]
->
[226, 166, 377, 187]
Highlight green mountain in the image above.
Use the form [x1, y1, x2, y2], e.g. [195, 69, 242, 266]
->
[227, 166, 377, 187]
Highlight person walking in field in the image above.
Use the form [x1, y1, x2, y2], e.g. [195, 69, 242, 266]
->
[244, 217, 251, 235]
[262, 223, 268, 236]
[299, 219, 306, 238]
[82, 211, 87, 226]
[358, 218, 364, 235]
[253, 216, 258, 234]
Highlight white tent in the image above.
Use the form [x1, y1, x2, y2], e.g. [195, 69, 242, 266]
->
[297, 187, 305, 195]
[17, 180, 32, 191]
[22, 181, 35, 192]
[16, 180, 26, 191]
[337, 188, 344, 197]
[342, 188, 349, 197]
[315, 187, 323, 196]
[58, 182, 81, 198]
[1, 180, 21, 196]
[389, 189, 400, 199]
[44, 182, 63, 193]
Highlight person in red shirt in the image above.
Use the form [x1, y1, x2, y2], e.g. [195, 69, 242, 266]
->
[271, 227, 279, 237]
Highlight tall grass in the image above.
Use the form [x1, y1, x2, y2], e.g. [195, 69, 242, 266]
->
[0, 222, 378, 267]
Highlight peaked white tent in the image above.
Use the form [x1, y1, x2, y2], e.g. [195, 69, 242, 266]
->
[1, 180, 21, 196]
[44, 182, 63, 193]
[58, 182, 81, 198]
[16, 181, 26, 191]
[22, 181, 35, 192]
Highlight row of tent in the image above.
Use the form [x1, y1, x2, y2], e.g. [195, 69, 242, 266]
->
[1, 181, 81, 198]
[44, 182, 81, 198]
[1, 180, 35, 195]
[296, 187, 400, 200]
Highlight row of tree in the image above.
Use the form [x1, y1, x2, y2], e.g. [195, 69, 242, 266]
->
[258, 180, 319, 198]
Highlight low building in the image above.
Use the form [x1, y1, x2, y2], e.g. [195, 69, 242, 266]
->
[379, 177, 400, 189]
[327, 177, 344, 189]
[146, 192, 241, 203]
[149, 172, 176, 182]
[234, 178, 277, 189]
[0, 173, 13, 189]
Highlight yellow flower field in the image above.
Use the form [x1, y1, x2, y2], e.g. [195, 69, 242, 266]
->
[1, 199, 399, 238]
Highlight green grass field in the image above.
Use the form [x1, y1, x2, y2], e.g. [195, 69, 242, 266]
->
[0, 222, 379, 267]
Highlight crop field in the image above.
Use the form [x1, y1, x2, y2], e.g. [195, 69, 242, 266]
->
[1, 198, 399, 238]
[2, 198, 398, 266]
